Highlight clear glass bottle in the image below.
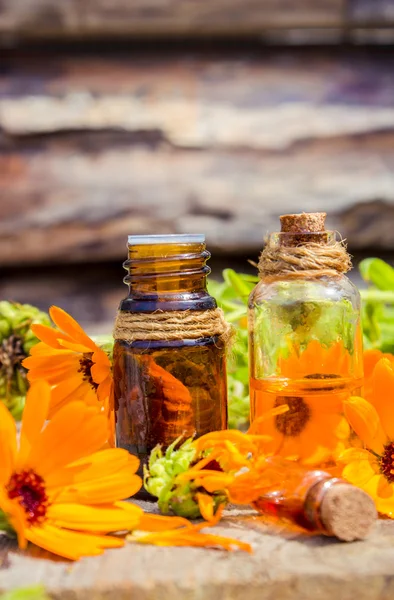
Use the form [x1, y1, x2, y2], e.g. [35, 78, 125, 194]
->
[248, 214, 363, 467]
[113, 234, 228, 478]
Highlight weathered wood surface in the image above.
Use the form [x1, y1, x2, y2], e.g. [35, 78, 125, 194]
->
[2, 0, 394, 39]
[1, 504, 394, 599]
[0, 0, 343, 39]
[1, 48, 394, 266]
[351, 0, 394, 24]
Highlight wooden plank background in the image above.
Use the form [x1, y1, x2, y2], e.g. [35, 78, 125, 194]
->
[1, 47, 394, 268]
[1, 3, 394, 323]
[1, 0, 394, 39]
[0, 1, 345, 39]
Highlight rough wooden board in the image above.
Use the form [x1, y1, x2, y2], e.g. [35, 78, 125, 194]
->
[2, 49, 394, 148]
[0, 49, 394, 265]
[0, 0, 345, 39]
[1, 133, 394, 266]
[2, 0, 394, 40]
[1, 504, 394, 599]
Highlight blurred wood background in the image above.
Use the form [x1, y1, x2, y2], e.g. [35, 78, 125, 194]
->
[1, 0, 394, 327]
[1, 0, 394, 38]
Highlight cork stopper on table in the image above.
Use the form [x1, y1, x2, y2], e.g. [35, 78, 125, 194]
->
[279, 212, 327, 246]
[320, 483, 377, 542]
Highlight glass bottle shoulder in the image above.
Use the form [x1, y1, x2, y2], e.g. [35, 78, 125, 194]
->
[248, 275, 360, 310]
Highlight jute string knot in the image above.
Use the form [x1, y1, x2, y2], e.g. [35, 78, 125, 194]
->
[113, 308, 233, 347]
[258, 237, 351, 280]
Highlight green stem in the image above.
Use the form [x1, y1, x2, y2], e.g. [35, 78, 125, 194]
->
[0, 509, 16, 537]
[360, 290, 394, 303]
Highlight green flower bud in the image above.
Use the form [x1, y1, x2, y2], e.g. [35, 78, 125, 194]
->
[144, 437, 226, 519]
[0, 301, 18, 321]
[0, 301, 50, 420]
[0, 318, 12, 340]
[16, 368, 28, 395]
[144, 438, 196, 509]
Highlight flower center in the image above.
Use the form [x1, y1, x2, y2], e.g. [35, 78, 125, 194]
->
[6, 470, 49, 524]
[379, 442, 394, 483]
[305, 372, 342, 391]
[0, 335, 27, 380]
[274, 396, 311, 437]
[78, 353, 98, 391]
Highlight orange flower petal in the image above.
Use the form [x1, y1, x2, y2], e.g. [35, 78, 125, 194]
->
[343, 396, 386, 455]
[18, 380, 51, 468]
[364, 349, 386, 381]
[26, 523, 124, 560]
[342, 459, 376, 487]
[370, 359, 394, 440]
[47, 378, 88, 416]
[26, 403, 108, 476]
[70, 448, 139, 475]
[45, 449, 138, 494]
[196, 492, 215, 522]
[53, 469, 141, 504]
[29, 324, 73, 349]
[338, 447, 371, 463]
[130, 527, 252, 553]
[26, 364, 80, 385]
[137, 513, 193, 532]
[247, 404, 289, 435]
[58, 340, 95, 353]
[0, 490, 27, 549]
[49, 306, 97, 351]
[363, 474, 394, 506]
[173, 452, 218, 476]
[47, 502, 142, 533]
[97, 378, 113, 404]
[0, 403, 17, 484]
[193, 473, 235, 493]
[23, 352, 76, 370]
[377, 475, 394, 500]
[91, 358, 111, 384]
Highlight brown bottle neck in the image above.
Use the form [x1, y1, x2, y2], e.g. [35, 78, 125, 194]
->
[121, 241, 216, 312]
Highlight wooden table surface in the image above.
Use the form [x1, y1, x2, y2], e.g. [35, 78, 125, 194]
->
[1, 502, 394, 599]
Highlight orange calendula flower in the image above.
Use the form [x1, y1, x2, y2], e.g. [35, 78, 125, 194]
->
[363, 349, 394, 402]
[174, 419, 289, 518]
[22, 306, 113, 419]
[340, 358, 394, 516]
[0, 380, 142, 560]
[252, 340, 356, 464]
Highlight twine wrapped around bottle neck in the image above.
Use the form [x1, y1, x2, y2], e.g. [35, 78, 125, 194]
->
[258, 213, 351, 280]
[113, 308, 233, 347]
[258, 238, 352, 280]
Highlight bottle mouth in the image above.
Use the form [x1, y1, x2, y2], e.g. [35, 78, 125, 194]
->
[269, 230, 336, 247]
[128, 234, 205, 246]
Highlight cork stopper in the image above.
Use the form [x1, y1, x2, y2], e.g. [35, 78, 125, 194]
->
[280, 212, 327, 234]
[279, 212, 327, 246]
[320, 483, 377, 542]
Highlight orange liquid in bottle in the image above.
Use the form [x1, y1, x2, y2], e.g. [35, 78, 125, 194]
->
[250, 374, 363, 465]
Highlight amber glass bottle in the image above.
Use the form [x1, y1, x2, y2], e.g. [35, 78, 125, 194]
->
[248, 213, 363, 467]
[113, 234, 228, 477]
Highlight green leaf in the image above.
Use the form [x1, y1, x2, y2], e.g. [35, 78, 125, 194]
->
[0, 585, 50, 600]
[360, 290, 394, 304]
[360, 258, 394, 291]
[222, 269, 253, 302]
